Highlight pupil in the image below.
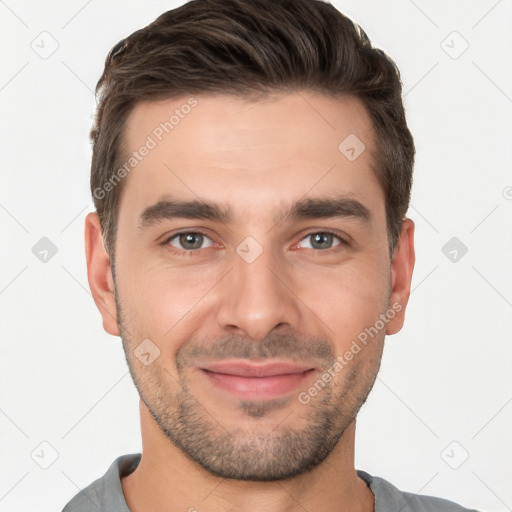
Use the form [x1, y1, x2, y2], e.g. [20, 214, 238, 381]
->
[313, 233, 331, 249]
[181, 233, 202, 249]
[177, 233, 333, 250]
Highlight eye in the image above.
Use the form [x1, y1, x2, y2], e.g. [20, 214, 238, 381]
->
[297, 231, 345, 251]
[160, 229, 347, 255]
[163, 231, 214, 252]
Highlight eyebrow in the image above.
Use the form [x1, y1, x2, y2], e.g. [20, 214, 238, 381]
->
[137, 195, 371, 229]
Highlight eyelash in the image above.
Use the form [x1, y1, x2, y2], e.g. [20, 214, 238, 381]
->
[160, 230, 348, 256]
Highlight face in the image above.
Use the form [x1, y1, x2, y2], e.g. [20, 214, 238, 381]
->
[86, 91, 414, 481]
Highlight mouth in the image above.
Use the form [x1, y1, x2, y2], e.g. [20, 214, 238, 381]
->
[197, 360, 317, 400]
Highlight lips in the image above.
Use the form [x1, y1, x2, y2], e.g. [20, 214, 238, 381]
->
[201, 361, 313, 377]
[198, 360, 316, 400]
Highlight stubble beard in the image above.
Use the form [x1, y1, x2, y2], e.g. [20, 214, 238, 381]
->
[115, 290, 384, 481]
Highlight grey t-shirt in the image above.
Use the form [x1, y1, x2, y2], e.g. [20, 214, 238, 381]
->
[61, 453, 480, 511]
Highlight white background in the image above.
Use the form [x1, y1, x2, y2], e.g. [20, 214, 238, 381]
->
[0, 1, 511, 511]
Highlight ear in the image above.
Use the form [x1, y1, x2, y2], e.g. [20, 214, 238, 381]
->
[386, 218, 415, 335]
[84, 212, 120, 336]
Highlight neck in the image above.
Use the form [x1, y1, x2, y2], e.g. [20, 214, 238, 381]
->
[122, 400, 374, 512]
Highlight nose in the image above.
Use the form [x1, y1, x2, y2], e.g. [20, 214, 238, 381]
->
[215, 241, 302, 341]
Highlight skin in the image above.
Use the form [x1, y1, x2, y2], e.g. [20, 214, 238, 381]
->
[85, 91, 415, 512]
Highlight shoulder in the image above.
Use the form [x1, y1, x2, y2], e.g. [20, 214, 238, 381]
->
[61, 453, 141, 512]
[357, 470, 481, 512]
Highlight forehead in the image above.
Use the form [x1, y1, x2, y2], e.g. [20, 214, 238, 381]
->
[119, 92, 382, 223]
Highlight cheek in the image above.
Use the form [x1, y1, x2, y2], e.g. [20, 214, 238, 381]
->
[117, 262, 218, 347]
[116, 243, 390, 356]
[295, 259, 389, 344]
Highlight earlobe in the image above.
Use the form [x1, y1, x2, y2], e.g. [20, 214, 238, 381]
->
[386, 218, 415, 336]
[84, 212, 120, 337]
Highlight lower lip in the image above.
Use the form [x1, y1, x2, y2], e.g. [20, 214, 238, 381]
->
[201, 369, 314, 400]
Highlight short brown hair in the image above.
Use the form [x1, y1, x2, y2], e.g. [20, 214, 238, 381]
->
[90, 0, 414, 262]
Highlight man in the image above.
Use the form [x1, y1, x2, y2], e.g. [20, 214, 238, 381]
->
[62, 0, 479, 510]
